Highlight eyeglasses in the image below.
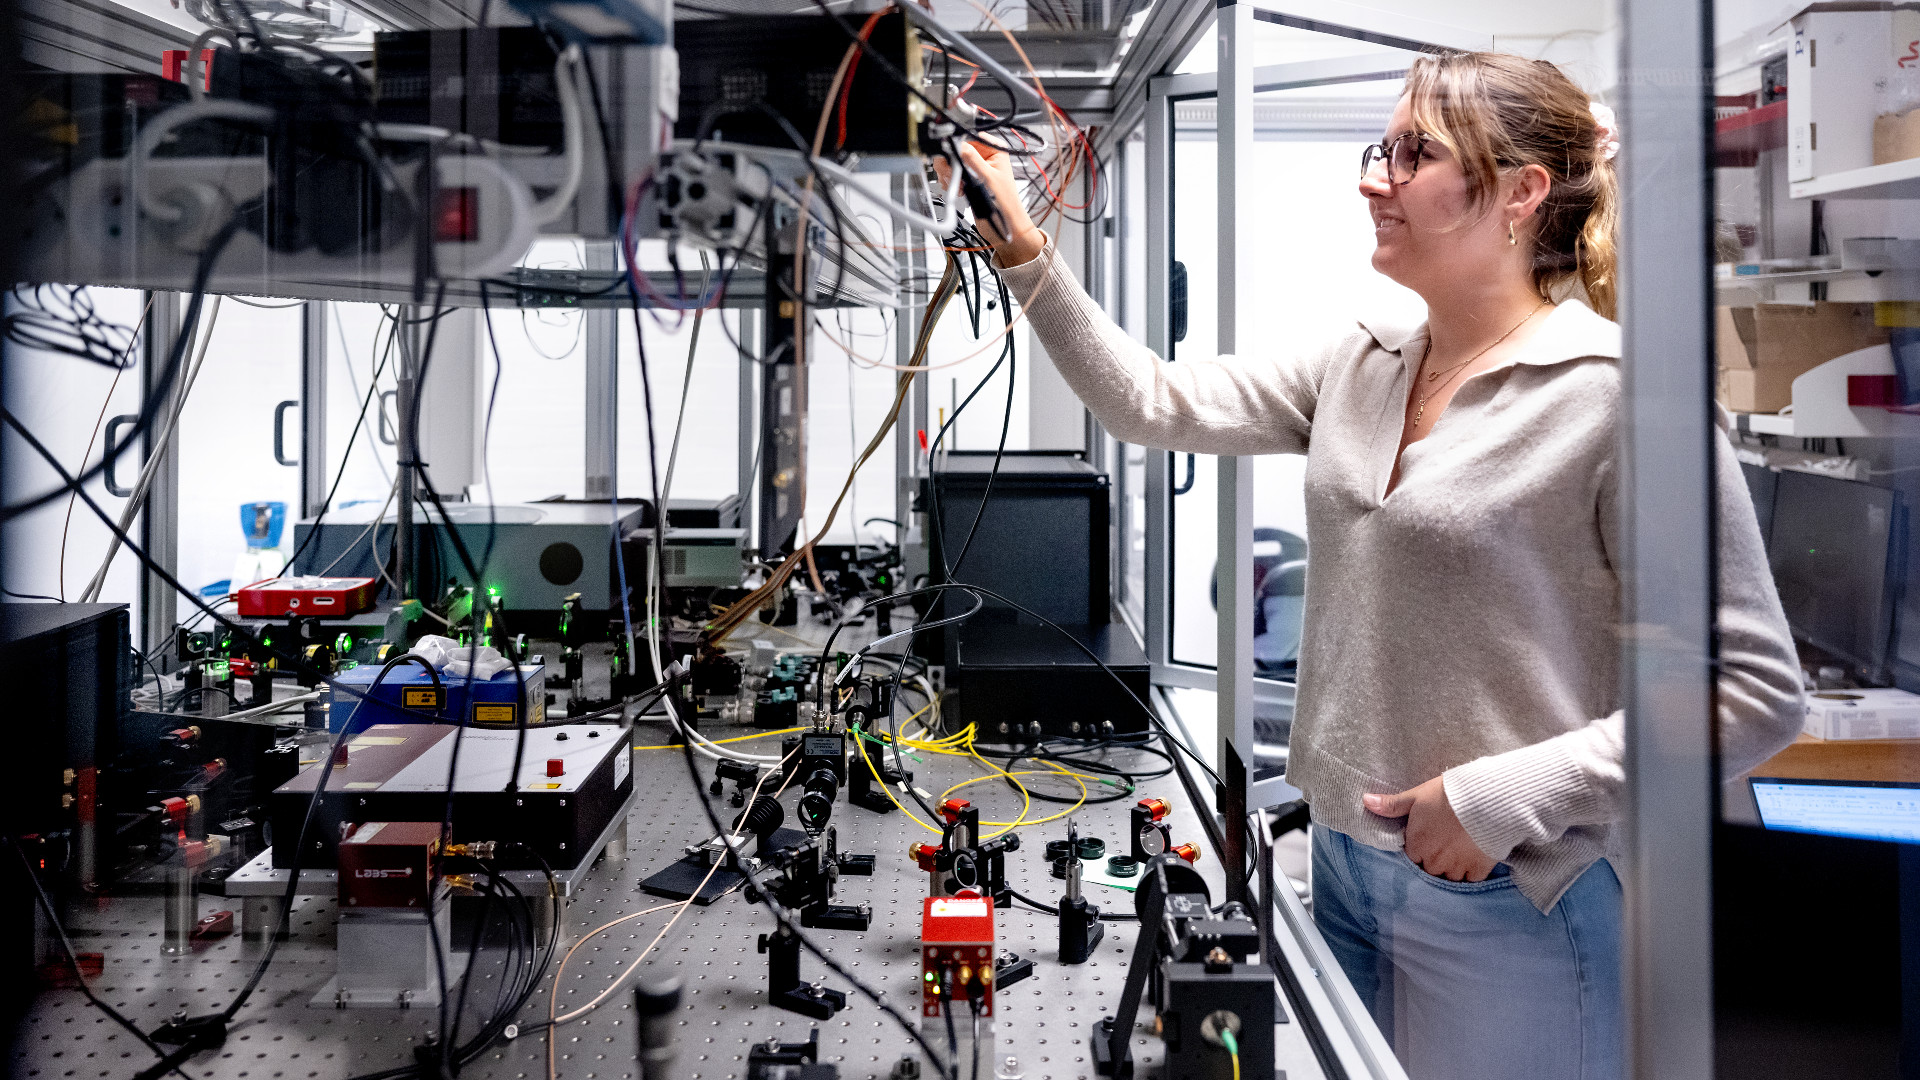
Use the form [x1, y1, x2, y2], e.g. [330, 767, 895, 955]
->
[1360, 132, 1429, 185]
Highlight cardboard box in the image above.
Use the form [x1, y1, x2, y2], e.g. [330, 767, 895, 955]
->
[1789, 7, 1903, 181]
[1718, 305, 1759, 369]
[1722, 302, 1890, 411]
[1875, 106, 1920, 164]
[1755, 301, 1889, 369]
[1804, 688, 1920, 741]
[1721, 367, 1803, 413]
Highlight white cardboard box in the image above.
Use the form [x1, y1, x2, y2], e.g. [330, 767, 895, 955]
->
[1804, 687, 1920, 740]
[1788, 5, 1903, 182]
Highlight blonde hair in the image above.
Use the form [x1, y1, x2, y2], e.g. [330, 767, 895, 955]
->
[1401, 51, 1619, 320]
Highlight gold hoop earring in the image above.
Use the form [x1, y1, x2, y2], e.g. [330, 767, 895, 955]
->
[1508, 220, 1517, 246]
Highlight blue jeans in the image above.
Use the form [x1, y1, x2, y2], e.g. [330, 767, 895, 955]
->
[1311, 826, 1623, 1080]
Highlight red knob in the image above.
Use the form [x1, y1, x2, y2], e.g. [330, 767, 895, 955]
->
[1173, 842, 1201, 865]
[910, 843, 938, 872]
[546, 758, 564, 777]
[940, 798, 971, 823]
[1138, 798, 1170, 822]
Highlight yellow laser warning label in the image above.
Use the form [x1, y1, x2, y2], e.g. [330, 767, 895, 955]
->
[402, 688, 439, 710]
[474, 704, 516, 725]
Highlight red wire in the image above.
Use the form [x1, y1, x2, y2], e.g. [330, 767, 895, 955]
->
[836, 9, 887, 151]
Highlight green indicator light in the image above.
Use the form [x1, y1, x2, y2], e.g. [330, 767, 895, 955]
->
[923, 972, 935, 982]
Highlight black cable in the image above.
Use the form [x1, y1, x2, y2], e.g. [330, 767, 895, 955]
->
[5, 837, 197, 1080]
[3, 216, 241, 522]
[446, 855, 499, 1051]
[689, 100, 856, 305]
[801, 0, 1030, 147]
[661, 502, 954, 1074]
[174, 684, 240, 710]
[3, 284, 141, 368]
[4, 587, 65, 602]
[1006, 889, 1138, 921]
[942, 972, 959, 1080]
[934, 243, 1016, 578]
[285, 307, 399, 574]
[956, 583, 1221, 786]
[966, 984, 986, 1080]
[394, 281, 522, 1069]
[222, 652, 445, 1026]
[0, 361, 544, 1070]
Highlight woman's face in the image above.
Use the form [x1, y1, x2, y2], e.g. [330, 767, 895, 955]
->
[1361, 96, 1502, 295]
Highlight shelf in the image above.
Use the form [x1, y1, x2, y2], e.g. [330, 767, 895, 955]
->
[1730, 345, 1920, 438]
[1715, 100, 1786, 166]
[1733, 411, 1799, 436]
[1790, 156, 1920, 200]
[1715, 267, 1920, 303]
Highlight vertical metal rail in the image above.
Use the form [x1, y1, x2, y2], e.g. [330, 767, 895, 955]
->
[1144, 79, 1174, 676]
[1216, 0, 1257, 900]
[892, 173, 925, 542]
[584, 240, 619, 502]
[738, 308, 760, 545]
[395, 310, 421, 600]
[139, 291, 182, 658]
[300, 301, 328, 520]
[1618, 1, 1717, 1076]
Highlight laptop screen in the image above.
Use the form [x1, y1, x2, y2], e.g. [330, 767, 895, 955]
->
[1749, 777, 1920, 844]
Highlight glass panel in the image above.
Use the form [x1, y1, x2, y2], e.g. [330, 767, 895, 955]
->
[1175, 17, 1411, 75]
[175, 297, 304, 603]
[1712, 6, 1920, 1072]
[1165, 70, 1413, 671]
[1, 286, 149, 617]
[1119, 132, 1148, 631]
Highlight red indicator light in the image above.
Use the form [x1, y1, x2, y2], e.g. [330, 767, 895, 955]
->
[435, 187, 480, 243]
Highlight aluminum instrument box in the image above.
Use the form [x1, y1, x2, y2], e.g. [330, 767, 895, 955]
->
[271, 722, 631, 871]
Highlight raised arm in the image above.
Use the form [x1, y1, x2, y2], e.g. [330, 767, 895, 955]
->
[953, 142, 1328, 457]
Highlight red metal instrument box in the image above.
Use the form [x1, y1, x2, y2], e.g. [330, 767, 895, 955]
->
[236, 576, 377, 618]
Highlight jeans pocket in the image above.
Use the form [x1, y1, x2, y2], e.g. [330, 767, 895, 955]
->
[1401, 853, 1517, 894]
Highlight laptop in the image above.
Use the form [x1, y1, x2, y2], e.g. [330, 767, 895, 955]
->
[1749, 777, 1920, 844]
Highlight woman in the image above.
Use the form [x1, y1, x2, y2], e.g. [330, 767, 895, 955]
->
[953, 52, 1804, 1080]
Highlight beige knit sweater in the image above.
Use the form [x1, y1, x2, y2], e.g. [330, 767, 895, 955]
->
[998, 241, 1806, 911]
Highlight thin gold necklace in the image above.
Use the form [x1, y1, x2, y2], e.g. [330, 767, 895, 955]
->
[1411, 300, 1550, 427]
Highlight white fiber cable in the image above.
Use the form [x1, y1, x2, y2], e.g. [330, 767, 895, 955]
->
[528, 46, 586, 227]
[132, 101, 276, 222]
[81, 296, 224, 603]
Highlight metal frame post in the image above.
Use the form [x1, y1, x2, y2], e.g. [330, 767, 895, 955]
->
[892, 173, 925, 543]
[584, 241, 619, 501]
[395, 312, 421, 600]
[139, 291, 182, 658]
[1144, 78, 1174, 676]
[738, 308, 761, 545]
[1216, 0, 1256, 898]
[1618, 0, 1716, 1076]
[300, 302, 328, 520]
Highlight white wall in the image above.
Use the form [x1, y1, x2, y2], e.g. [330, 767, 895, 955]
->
[3, 288, 150, 612]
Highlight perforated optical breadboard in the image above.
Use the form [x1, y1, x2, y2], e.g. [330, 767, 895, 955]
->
[14, 655, 1328, 1080]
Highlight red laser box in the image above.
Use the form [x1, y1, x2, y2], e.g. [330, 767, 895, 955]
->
[921, 895, 995, 1019]
[236, 576, 377, 618]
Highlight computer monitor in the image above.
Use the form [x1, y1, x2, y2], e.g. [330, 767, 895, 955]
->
[1765, 470, 1899, 678]
[1739, 461, 1777, 545]
[1749, 777, 1920, 844]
